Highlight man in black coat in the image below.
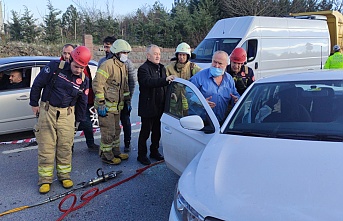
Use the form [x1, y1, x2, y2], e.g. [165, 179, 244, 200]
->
[137, 44, 176, 165]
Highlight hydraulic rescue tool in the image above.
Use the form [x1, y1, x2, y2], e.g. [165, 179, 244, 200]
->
[0, 168, 122, 217]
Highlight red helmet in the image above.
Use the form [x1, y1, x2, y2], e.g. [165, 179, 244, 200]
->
[230, 47, 247, 63]
[71, 46, 91, 66]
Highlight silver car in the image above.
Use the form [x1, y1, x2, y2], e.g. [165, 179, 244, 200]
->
[0, 56, 98, 135]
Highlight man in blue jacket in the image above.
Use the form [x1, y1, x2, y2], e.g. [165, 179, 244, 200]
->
[30, 46, 91, 194]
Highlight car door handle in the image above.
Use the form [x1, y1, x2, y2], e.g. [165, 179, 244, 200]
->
[163, 126, 172, 134]
[16, 95, 29, 100]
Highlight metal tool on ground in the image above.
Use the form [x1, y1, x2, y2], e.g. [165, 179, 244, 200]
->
[0, 168, 122, 217]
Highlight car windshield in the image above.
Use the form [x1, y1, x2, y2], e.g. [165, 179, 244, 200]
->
[192, 38, 241, 62]
[224, 80, 343, 142]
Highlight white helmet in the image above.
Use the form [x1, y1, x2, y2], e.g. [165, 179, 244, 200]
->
[175, 42, 191, 56]
[110, 39, 132, 54]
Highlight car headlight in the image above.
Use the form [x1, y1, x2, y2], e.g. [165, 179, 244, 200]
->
[173, 184, 204, 221]
[173, 184, 225, 221]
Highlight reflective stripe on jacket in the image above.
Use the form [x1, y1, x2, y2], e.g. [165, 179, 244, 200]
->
[93, 57, 130, 114]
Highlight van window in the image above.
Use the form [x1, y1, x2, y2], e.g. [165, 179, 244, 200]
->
[242, 39, 258, 62]
[193, 38, 241, 62]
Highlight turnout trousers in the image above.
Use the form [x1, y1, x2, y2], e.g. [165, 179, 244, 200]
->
[34, 102, 75, 185]
[98, 112, 121, 157]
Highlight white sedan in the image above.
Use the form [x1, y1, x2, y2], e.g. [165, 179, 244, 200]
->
[161, 70, 343, 221]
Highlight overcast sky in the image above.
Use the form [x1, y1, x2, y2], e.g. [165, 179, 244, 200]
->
[2, 0, 174, 23]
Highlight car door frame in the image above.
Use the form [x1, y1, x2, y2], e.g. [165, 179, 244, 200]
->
[161, 78, 220, 175]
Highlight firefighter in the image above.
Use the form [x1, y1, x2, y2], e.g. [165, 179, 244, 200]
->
[30, 46, 91, 194]
[226, 47, 255, 95]
[165, 42, 202, 117]
[324, 45, 343, 69]
[165, 42, 202, 80]
[92, 39, 131, 165]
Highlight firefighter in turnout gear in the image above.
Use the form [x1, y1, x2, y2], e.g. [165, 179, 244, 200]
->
[226, 47, 255, 96]
[165, 42, 201, 80]
[166, 42, 202, 117]
[30, 46, 91, 194]
[93, 39, 131, 165]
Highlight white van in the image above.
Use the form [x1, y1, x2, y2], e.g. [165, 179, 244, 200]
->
[192, 15, 330, 79]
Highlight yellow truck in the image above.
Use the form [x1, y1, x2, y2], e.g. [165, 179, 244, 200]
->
[291, 10, 343, 54]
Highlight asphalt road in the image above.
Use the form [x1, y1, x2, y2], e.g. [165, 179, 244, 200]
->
[0, 87, 179, 221]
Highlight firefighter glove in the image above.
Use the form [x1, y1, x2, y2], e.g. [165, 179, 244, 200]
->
[97, 104, 108, 117]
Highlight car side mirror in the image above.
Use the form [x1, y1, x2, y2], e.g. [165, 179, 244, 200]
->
[179, 115, 204, 130]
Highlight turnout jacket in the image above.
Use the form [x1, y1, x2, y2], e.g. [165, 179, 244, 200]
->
[165, 61, 202, 80]
[138, 60, 169, 118]
[93, 57, 131, 114]
[29, 61, 89, 122]
[99, 54, 137, 98]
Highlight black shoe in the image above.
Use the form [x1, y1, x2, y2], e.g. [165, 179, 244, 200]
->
[149, 152, 164, 161]
[88, 143, 99, 151]
[137, 155, 151, 165]
[124, 141, 131, 153]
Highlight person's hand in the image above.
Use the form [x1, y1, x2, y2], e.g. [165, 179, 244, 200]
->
[230, 94, 239, 103]
[32, 106, 39, 117]
[206, 96, 216, 108]
[166, 75, 176, 83]
[97, 104, 108, 117]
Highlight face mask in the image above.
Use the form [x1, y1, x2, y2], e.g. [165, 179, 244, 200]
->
[210, 66, 224, 77]
[120, 54, 128, 63]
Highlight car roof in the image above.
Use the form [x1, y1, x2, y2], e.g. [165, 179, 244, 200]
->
[0, 56, 60, 65]
[0, 56, 98, 67]
[256, 70, 343, 83]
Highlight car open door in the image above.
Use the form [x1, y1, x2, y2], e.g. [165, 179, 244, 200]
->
[161, 78, 220, 175]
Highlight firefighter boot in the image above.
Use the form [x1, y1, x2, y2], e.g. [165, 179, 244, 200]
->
[113, 146, 129, 160]
[62, 179, 74, 189]
[124, 141, 131, 153]
[39, 184, 50, 194]
[100, 150, 122, 165]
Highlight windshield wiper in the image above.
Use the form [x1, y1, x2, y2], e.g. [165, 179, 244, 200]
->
[226, 130, 274, 138]
[277, 133, 343, 142]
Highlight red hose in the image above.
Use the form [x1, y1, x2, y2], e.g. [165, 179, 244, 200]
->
[57, 160, 165, 221]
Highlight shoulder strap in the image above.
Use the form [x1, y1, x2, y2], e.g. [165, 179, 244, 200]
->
[45, 61, 65, 110]
[244, 65, 248, 75]
[190, 62, 195, 77]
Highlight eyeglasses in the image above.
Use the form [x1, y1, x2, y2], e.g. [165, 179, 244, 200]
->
[104, 45, 111, 49]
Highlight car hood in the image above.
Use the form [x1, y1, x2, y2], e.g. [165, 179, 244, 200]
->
[179, 134, 343, 221]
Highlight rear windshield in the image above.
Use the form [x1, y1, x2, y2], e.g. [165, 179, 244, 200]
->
[192, 38, 241, 62]
[224, 80, 343, 142]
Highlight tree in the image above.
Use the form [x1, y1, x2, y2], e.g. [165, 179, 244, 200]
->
[190, 0, 219, 45]
[42, 0, 62, 43]
[21, 6, 39, 43]
[8, 10, 22, 41]
[170, 1, 192, 46]
[61, 5, 79, 42]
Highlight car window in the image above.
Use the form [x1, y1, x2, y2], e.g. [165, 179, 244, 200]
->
[0, 68, 31, 91]
[165, 81, 215, 133]
[224, 80, 343, 141]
